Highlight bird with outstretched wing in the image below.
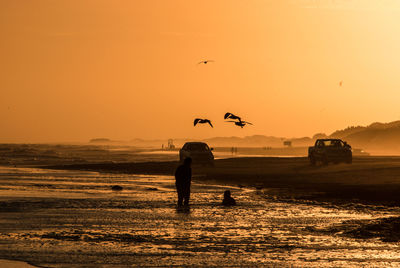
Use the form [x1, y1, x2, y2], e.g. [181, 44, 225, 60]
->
[194, 118, 213, 128]
[224, 112, 241, 121]
[225, 120, 253, 128]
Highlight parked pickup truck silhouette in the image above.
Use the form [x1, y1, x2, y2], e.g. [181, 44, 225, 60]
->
[308, 139, 352, 165]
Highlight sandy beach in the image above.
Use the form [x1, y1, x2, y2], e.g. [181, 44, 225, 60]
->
[3, 144, 400, 266]
[1, 163, 400, 266]
[48, 156, 400, 206]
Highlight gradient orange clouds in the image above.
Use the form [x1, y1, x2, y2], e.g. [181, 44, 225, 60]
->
[1, 0, 400, 142]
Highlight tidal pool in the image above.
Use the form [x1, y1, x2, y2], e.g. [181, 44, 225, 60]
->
[0, 167, 400, 267]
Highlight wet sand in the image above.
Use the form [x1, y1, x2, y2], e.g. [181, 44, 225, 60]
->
[0, 259, 39, 268]
[2, 166, 400, 267]
[48, 156, 400, 206]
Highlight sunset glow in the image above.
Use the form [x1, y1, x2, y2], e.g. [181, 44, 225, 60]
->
[2, 0, 400, 142]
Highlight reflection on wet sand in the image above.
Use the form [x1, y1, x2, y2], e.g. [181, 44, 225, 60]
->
[1, 167, 400, 266]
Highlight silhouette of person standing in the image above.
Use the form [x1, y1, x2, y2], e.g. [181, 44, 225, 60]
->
[175, 157, 192, 207]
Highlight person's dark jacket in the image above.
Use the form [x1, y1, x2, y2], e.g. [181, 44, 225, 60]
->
[222, 196, 236, 206]
[222, 190, 236, 206]
[175, 164, 191, 187]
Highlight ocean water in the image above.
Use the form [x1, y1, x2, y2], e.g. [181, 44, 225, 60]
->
[1, 166, 400, 267]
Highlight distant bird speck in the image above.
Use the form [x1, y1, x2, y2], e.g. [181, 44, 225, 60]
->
[339, 81, 343, 87]
[194, 118, 213, 128]
[198, 60, 214, 65]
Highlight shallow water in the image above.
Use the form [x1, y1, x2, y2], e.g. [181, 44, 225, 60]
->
[1, 166, 400, 267]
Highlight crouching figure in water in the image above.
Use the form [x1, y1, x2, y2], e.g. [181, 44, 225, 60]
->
[222, 190, 236, 206]
[175, 157, 192, 207]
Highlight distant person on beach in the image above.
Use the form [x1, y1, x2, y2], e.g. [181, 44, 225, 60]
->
[175, 157, 192, 207]
[222, 190, 236, 206]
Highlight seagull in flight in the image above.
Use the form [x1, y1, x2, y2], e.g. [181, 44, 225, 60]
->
[194, 118, 213, 128]
[198, 60, 215, 65]
[224, 112, 252, 128]
[224, 112, 241, 121]
[225, 120, 253, 128]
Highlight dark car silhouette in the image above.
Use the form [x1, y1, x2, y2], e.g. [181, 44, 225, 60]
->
[179, 142, 214, 165]
[308, 139, 352, 165]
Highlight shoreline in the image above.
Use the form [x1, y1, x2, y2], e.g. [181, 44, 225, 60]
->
[0, 258, 40, 268]
[43, 156, 400, 207]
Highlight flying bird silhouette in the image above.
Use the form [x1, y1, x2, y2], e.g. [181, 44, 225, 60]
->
[226, 120, 253, 128]
[194, 118, 213, 128]
[198, 60, 215, 65]
[224, 112, 241, 121]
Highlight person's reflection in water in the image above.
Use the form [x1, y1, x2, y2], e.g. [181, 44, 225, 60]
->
[222, 190, 236, 206]
[175, 157, 192, 208]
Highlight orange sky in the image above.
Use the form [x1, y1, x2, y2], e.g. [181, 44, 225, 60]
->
[1, 0, 400, 142]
